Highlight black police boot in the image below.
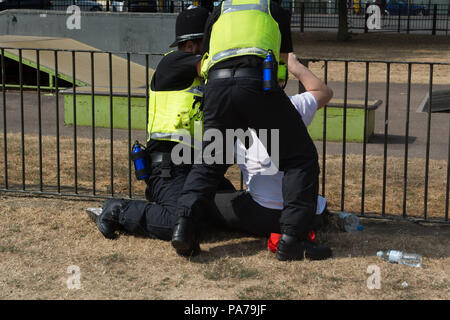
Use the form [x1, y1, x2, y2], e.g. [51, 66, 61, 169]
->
[96, 199, 127, 239]
[275, 234, 332, 261]
[171, 216, 200, 257]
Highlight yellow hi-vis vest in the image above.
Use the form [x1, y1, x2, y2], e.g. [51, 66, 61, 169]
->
[201, 0, 281, 78]
[147, 77, 203, 148]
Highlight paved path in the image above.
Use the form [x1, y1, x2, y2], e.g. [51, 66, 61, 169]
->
[1, 79, 449, 161]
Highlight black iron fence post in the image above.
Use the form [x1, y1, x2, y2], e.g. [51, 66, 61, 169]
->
[364, 3, 368, 33]
[300, 2, 305, 33]
[407, 3, 410, 34]
[106, 0, 110, 12]
[397, 7, 401, 33]
[19, 49, 25, 191]
[447, 3, 450, 36]
[446, 118, 450, 221]
[90, 51, 96, 196]
[432, 4, 437, 35]
[402, 64, 412, 218]
[1, 49, 7, 190]
[170, 1, 174, 13]
[297, 58, 308, 94]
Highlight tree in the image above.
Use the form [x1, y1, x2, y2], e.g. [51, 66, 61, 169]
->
[337, 0, 350, 41]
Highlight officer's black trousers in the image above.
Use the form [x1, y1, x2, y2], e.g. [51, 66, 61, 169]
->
[114, 188, 328, 240]
[175, 76, 320, 238]
[117, 162, 234, 240]
[118, 163, 190, 240]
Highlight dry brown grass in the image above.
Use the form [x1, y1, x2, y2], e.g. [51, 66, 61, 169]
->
[322, 154, 448, 220]
[0, 194, 448, 300]
[0, 133, 145, 196]
[0, 133, 449, 299]
[0, 133, 447, 220]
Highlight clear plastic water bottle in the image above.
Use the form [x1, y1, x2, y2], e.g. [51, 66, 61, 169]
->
[337, 211, 364, 233]
[377, 250, 422, 268]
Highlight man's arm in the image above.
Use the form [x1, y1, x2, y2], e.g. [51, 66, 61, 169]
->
[288, 52, 333, 109]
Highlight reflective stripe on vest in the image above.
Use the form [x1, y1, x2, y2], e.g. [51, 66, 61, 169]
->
[201, 0, 281, 78]
[222, 0, 269, 14]
[147, 77, 203, 148]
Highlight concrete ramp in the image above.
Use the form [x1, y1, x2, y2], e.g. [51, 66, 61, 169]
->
[0, 35, 154, 91]
[0, 10, 175, 68]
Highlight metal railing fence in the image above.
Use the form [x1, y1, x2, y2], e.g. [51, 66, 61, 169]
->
[6, 0, 198, 13]
[287, 1, 450, 35]
[0, 47, 449, 224]
[3, 1, 450, 34]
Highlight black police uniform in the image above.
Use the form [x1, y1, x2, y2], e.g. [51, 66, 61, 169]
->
[111, 50, 235, 240]
[173, 2, 321, 244]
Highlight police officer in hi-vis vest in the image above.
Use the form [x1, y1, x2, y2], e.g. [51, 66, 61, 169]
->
[171, 0, 333, 261]
[96, 7, 235, 254]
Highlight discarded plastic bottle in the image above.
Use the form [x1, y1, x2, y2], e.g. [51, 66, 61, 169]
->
[336, 211, 364, 233]
[263, 50, 274, 92]
[377, 250, 422, 268]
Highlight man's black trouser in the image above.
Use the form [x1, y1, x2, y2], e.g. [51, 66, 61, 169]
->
[116, 162, 234, 240]
[218, 191, 328, 237]
[175, 73, 320, 239]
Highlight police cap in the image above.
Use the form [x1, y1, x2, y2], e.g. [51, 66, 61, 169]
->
[169, 6, 210, 48]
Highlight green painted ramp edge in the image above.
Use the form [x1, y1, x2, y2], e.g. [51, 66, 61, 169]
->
[63, 93, 380, 143]
[63, 92, 147, 130]
[307, 105, 377, 143]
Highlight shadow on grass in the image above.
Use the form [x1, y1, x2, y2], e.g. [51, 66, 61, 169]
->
[190, 239, 266, 264]
[184, 227, 268, 263]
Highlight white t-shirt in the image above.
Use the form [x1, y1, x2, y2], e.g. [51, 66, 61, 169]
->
[235, 92, 326, 213]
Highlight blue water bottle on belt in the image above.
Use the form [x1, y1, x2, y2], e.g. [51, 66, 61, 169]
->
[263, 50, 274, 92]
[131, 141, 150, 180]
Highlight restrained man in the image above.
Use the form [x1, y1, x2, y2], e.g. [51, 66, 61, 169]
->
[94, 52, 334, 254]
[171, 0, 333, 261]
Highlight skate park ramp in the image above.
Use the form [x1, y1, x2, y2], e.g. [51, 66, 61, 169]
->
[0, 10, 175, 68]
[0, 35, 154, 91]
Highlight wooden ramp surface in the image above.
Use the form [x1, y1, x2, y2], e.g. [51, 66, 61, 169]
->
[0, 35, 154, 91]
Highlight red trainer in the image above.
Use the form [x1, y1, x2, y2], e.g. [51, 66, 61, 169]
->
[308, 230, 316, 243]
[267, 233, 281, 253]
[267, 230, 317, 253]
